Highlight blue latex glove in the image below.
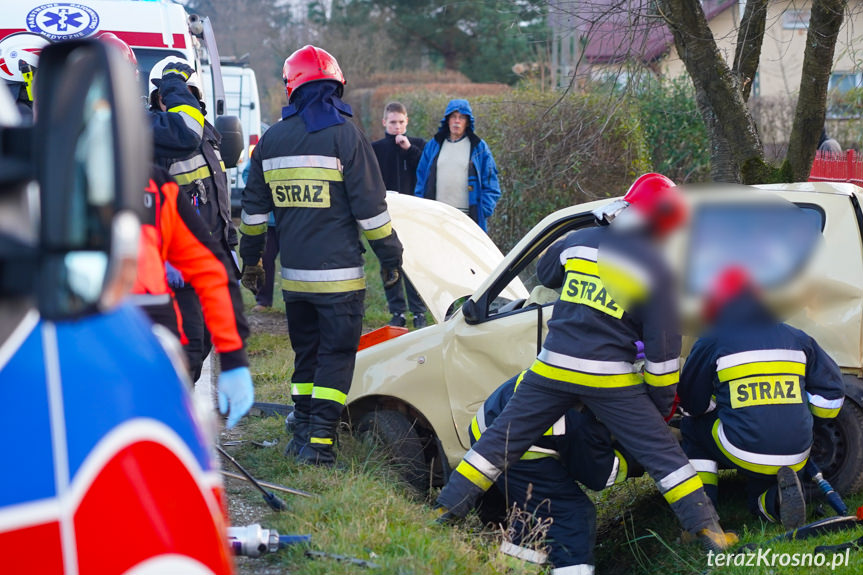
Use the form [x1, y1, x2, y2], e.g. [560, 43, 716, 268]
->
[218, 367, 254, 429]
[165, 262, 184, 288]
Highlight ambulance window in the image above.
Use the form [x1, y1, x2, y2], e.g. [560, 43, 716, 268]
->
[686, 202, 823, 295]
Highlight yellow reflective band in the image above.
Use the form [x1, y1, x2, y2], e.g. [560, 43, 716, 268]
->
[281, 277, 365, 293]
[718, 360, 805, 382]
[363, 221, 393, 241]
[564, 258, 599, 277]
[662, 475, 703, 504]
[697, 471, 718, 486]
[455, 460, 494, 491]
[470, 417, 481, 442]
[310, 437, 333, 445]
[312, 386, 347, 405]
[758, 490, 776, 522]
[271, 180, 331, 208]
[240, 222, 267, 236]
[219, 161, 226, 171]
[729, 376, 803, 409]
[513, 370, 527, 391]
[810, 404, 841, 419]
[530, 359, 642, 388]
[614, 450, 628, 484]
[265, 167, 344, 182]
[291, 383, 313, 397]
[597, 258, 649, 310]
[167, 104, 204, 127]
[559, 270, 624, 318]
[521, 451, 554, 460]
[712, 419, 808, 475]
[644, 370, 679, 387]
[172, 166, 212, 186]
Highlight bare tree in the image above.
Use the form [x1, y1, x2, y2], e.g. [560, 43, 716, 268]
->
[551, 0, 847, 184]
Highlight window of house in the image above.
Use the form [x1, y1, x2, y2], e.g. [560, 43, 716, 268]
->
[829, 72, 863, 93]
[782, 10, 810, 29]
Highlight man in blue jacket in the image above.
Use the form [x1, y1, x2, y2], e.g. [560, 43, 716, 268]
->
[414, 99, 501, 232]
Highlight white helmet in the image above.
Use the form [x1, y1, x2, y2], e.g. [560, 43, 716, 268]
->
[0, 32, 50, 83]
[148, 55, 204, 100]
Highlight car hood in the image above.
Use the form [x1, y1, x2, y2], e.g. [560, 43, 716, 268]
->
[385, 193, 507, 323]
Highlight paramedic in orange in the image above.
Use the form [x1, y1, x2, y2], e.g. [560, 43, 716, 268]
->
[131, 166, 253, 429]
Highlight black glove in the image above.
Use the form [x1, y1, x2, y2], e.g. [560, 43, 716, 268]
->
[381, 267, 400, 289]
[162, 61, 195, 82]
[241, 262, 266, 295]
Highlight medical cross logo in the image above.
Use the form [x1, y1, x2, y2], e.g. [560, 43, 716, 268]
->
[26, 3, 100, 41]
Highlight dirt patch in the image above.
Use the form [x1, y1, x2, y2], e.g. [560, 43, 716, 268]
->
[246, 308, 289, 336]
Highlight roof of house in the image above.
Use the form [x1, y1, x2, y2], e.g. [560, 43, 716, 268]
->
[552, 0, 738, 64]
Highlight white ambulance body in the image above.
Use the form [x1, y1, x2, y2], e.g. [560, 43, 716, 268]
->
[1, 1, 202, 97]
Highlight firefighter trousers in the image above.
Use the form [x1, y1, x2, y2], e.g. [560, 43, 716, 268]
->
[681, 413, 806, 522]
[285, 293, 364, 448]
[436, 372, 719, 534]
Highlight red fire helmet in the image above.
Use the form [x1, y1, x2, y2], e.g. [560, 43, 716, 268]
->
[282, 45, 345, 101]
[703, 266, 756, 323]
[623, 173, 687, 238]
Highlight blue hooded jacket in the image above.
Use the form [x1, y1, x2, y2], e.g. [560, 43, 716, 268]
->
[414, 99, 502, 232]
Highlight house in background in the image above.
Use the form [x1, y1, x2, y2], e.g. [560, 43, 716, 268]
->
[549, 0, 863, 143]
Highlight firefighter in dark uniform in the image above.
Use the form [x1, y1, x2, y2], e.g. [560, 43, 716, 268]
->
[473, 371, 636, 574]
[436, 174, 737, 552]
[148, 56, 237, 383]
[239, 45, 403, 466]
[679, 266, 845, 529]
[96, 34, 254, 428]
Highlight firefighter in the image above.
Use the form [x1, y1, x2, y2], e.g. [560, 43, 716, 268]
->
[96, 33, 253, 428]
[473, 371, 636, 574]
[0, 32, 50, 123]
[148, 55, 238, 383]
[678, 266, 845, 529]
[435, 174, 737, 552]
[239, 45, 403, 466]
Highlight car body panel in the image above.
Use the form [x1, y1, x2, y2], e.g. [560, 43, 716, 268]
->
[350, 182, 863, 471]
[385, 193, 526, 323]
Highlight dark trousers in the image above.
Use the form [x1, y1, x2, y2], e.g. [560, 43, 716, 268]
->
[681, 413, 801, 521]
[493, 456, 597, 569]
[285, 292, 364, 444]
[174, 286, 211, 382]
[256, 226, 279, 307]
[437, 373, 719, 534]
[384, 271, 426, 315]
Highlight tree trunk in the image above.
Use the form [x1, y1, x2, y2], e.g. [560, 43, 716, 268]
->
[786, 0, 846, 182]
[733, 0, 768, 103]
[657, 0, 771, 183]
[695, 86, 739, 182]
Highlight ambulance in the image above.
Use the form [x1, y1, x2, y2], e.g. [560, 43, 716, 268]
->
[0, 0, 235, 119]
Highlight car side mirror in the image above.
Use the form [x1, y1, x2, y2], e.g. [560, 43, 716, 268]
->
[34, 40, 150, 320]
[461, 298, 480, 324]
[215, 115, 244, 169]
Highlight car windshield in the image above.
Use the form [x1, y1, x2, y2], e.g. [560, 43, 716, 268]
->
[686, 202, 824, 294]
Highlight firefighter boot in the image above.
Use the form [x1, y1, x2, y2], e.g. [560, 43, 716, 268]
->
[694, 521, 739, 553]
[777, 466, 806, 529]
[294, 421, 336, 467]
[283, 410, 310, 458]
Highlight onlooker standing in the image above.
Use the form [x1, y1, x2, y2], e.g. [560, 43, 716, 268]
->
[414, 99, 501, 232]
[372, 101, 427, 328]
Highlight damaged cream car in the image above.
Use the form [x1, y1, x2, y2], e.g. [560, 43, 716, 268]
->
[345, 184, 863, 496]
